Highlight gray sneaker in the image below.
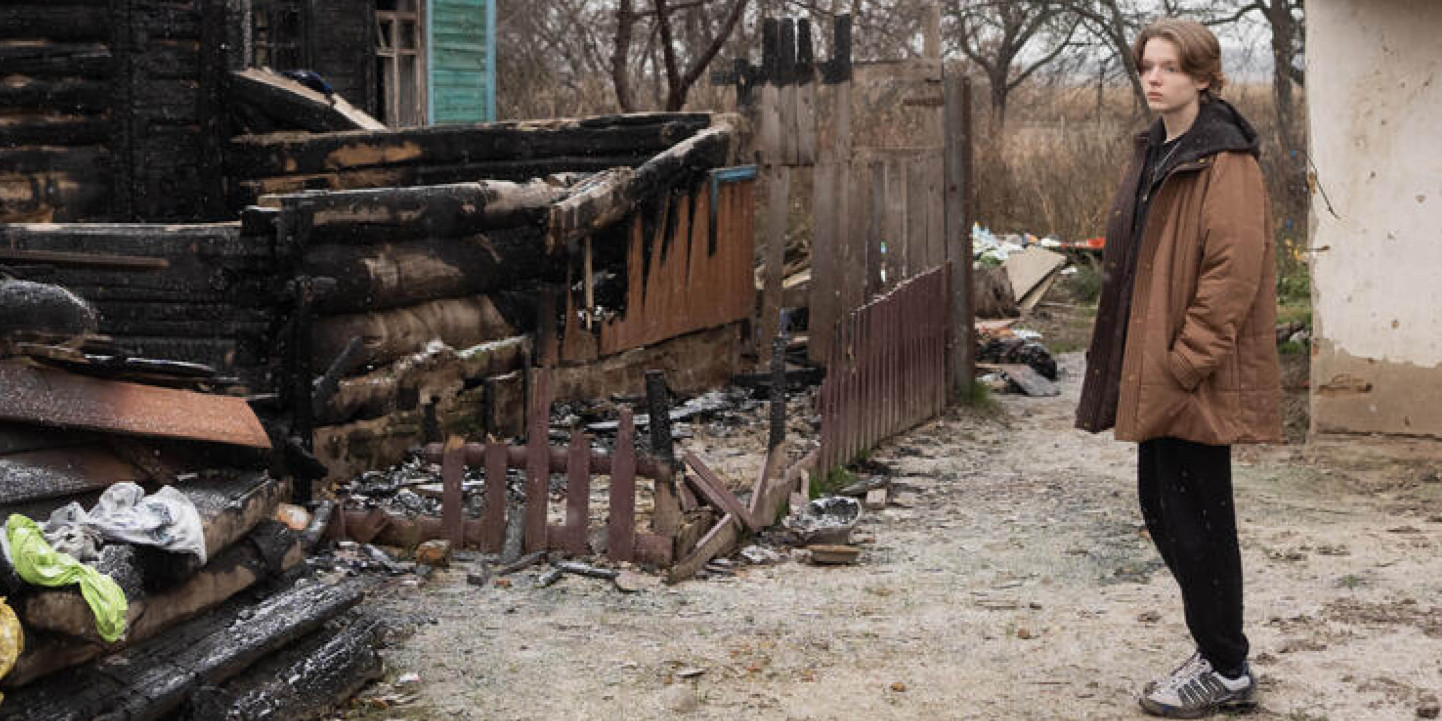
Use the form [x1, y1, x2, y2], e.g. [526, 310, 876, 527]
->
[1140, 655, 1257, 718]
[1143, 650, 1208, 695]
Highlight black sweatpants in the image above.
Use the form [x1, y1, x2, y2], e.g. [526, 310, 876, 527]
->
[1137, 437, 1249, 677]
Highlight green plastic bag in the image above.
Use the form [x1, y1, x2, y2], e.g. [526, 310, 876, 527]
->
[4, 514, 128, 643]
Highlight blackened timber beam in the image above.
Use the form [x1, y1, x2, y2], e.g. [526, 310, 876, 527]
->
[0, 42, 113, 78]
[0, 77, 109, 112]
[0, 5, 109, 41]
[233, 156, 652, 207]
[227, 116, 711, 179]
[261, 179, 570, 242]
[546, 120, 736, 251]
[303, 227, 551, 314]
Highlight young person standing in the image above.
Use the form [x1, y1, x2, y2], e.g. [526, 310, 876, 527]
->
[1075, 18, 1283, 719]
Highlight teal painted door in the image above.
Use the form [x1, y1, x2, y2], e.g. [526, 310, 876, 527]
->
[427, 0, 496, 123]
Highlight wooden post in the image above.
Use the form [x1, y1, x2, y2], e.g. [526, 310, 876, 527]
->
[943, 72, 975, 395]
[608, 409, 637, 562]
[923, 4, 942, 61]
[524, 368, 552, 553]
[441, 435, 466, 546]
[645, 370, 681, 535]
[768, 330, 788, 451]
[565, 430, 590, 556]
[761, 167, 789, 367]
[482, 442, 508, 552]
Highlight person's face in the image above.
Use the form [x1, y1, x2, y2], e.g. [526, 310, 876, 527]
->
[1138, 38, 1208, 116]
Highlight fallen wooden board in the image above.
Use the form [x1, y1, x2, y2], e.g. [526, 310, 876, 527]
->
[1017, 268, 1061, 311]
[0, 364, 271, 448]
[682, 452, 755, 531]
[1002, 246, 1067, 302]
[665, 512, 740, 584]
[980, 362, 1060, 397]
[0, 576, 367, 720]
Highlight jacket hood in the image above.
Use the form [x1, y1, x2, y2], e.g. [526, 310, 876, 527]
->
[1142, 97, 1260, 166]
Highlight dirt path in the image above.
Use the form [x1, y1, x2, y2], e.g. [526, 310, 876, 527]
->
[349, 353, 1442, 721]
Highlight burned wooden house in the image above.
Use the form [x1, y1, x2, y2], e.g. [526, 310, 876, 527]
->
[2, 0, 766, 712]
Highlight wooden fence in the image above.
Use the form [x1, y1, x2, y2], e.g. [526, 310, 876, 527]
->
[817, 264, 950, 475]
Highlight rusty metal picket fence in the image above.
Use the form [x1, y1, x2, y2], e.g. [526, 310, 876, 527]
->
[330, 370, 679, 567]
[817, 264, 951, 476]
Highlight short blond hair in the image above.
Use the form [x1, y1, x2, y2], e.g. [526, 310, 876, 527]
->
[1132, 19, 1227, 99]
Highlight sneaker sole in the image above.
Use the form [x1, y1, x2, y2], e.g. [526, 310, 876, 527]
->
[1139, 695, 1257, 719]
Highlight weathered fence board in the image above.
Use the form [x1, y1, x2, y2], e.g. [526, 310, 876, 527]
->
[817, 264, 950, 475]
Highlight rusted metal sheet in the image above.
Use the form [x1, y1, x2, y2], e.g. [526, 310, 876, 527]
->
[0, 363, 271, 448]
[560, 178, 755, 360]
[817, 264, 950, 475]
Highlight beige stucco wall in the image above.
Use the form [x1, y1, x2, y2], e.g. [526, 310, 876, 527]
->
[1308, 0, 1442, 437]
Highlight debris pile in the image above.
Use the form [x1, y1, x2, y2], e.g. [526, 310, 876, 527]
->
[0, 279, 375, 720]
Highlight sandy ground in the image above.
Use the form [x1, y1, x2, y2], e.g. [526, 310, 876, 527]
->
[345, 352, 1442, 721]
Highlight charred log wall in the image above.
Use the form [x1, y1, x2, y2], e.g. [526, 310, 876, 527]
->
[0, 0, 229, 223]
[223, 113, 714, 211]
[0, 221, 286, 390]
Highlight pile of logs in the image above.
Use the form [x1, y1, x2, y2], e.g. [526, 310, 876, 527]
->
[0, 356, 376, 720]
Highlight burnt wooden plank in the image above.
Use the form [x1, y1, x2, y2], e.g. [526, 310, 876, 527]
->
[441, 436, 466, 546]
[682, 452, 755, 531]
[0, 41, 113, 77]
[482, 441, 508, 553]
[665, 512, 740, 583]
[523, 369, 552, 553]
[227, 117, 710, 178]
[309, 295, 517, 373]
[269, 180, 566, 240]
[564, 431, 590, 556]
[0, 5, 109, 41]
[228, 67, 384, 133]
[0, 577, 366, 721]
[303, 229, 550, 314]
[0, 77, 109, 112]
[607, 409, 637, 563]
[0, 115, 110, 146]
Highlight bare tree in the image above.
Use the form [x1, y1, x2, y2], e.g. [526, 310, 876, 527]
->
[1060, 0, 1152, 116]
[946, 0, 1079, 134]
[1204, 0, 1304, 146]
[613, 0, 753, 111]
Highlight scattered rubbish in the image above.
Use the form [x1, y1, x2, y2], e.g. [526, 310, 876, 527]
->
[555, 561, 619, 580]
[675, 666, 706, 679]
[738, 545, 784, 565]
[836, 476, 889, 498]
[498, 552, 546, 576]
[537, 567, 565, 587]
[807, 544, 861, 565]
[863, 487, 890, 510]
[275, 503, 312, 532]
[1002, 246, 1068, 311]
[41, 483, 207, 564]
[890, 681, 908, 692]
[976, 336, 1058, 381]
[414, 540, 452, 568]
[784, 497, 862, 545]
[0, 598, 20, 688]
[980, 363, 1061, 398]
[395, 672, 421, 687]
[3, 514, 128, 642]
[613, 570, 655, 593]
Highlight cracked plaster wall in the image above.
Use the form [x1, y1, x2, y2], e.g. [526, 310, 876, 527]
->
[1307, 0, 1442, 437]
